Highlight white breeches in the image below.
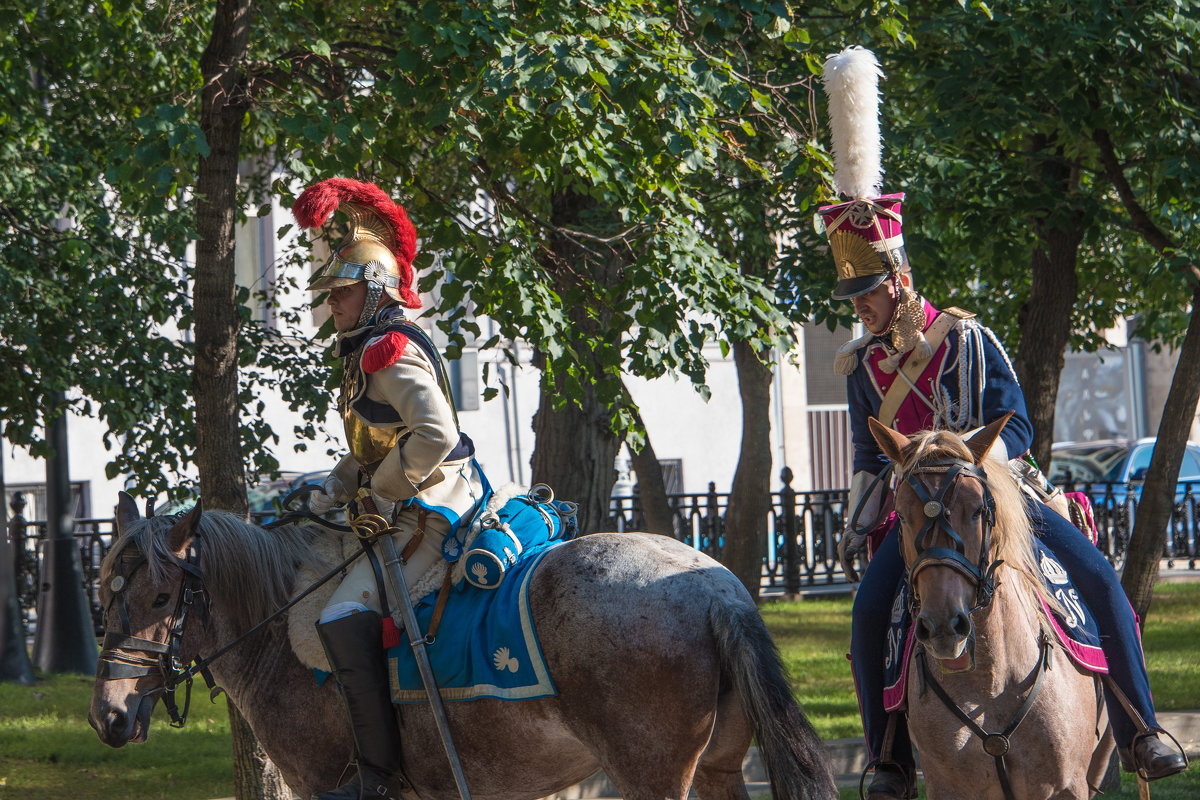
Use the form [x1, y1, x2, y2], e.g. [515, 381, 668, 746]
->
[320, 506, 451, 622]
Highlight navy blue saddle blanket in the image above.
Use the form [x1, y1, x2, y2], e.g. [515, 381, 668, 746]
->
[882, 540, 1108, 712]
[385, 541, 560, 704]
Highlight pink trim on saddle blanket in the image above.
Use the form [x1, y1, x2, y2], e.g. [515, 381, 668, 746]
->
[1039, 597, 1109, 674]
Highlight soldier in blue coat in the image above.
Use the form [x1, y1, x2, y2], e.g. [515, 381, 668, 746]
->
[818, 45, 1186, 800]
[822, 193, 1187, 799]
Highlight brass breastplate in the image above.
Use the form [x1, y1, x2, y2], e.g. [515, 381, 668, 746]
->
[340, 349, 403, 476]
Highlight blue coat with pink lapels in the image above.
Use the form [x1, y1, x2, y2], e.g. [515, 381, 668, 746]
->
[846, 298, 1034, 475]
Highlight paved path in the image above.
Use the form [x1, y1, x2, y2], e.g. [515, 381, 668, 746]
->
[212, 710, 1198, 799]
[546, 710, 1200, 798]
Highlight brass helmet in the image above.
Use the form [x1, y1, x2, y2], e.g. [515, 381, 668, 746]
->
[292, 178, 421, 310]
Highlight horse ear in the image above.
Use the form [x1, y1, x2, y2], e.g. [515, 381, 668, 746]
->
[116, 491, 141, 534]
[168, 500, 204, 555]
[965, 411, 1015, 465]
[868, 417, 912, 464]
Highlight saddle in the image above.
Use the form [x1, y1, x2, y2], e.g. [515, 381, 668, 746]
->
[287, 484, 573, 703]
[883, 541, 1108, 712]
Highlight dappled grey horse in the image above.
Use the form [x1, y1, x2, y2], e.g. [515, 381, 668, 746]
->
[88, 495, 836, 800]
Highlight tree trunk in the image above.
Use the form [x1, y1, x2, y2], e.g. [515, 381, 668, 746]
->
[625, 401, 674, 536]
[195, 0, 251, 514]
[1121, 288, 1200, 620]
[1092, 127, 1200, 620]
[722, 339, 774, 601]
[195, 3, 287, 798]
[528, 189, 625, 536]
[230, 702, 292, 799]
[1013, 142, 1083, 471]
[529, 363, 623, 536]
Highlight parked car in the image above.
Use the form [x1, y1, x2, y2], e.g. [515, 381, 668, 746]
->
[1049, 439, 1200, 563]
[1049, 439, 1200, 497]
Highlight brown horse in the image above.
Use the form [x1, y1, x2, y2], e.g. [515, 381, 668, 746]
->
[88, 494, 836, 800]
[869, 417, 1113, 800]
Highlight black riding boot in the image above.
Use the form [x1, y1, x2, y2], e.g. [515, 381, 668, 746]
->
[866, 762, 917, 800]
[314, 612, 409, 800]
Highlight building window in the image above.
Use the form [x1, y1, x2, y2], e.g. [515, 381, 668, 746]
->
[4, 482, 91, 522]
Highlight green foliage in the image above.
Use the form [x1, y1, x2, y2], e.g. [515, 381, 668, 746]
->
[0, 3, 335, 498]
[0, 0, 905, 490]
[876, 0, 1200, 353]
[267, 0, 891, 435]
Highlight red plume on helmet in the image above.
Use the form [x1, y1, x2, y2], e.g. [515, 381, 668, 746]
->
[292, 178, 421, 309]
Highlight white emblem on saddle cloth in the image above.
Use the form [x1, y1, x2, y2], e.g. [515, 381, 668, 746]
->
[1039, 553, 1070, 585]
[492, 646, 520, 673]
[1040, 553, 1087, 629]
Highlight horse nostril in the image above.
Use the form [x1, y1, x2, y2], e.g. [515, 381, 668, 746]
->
[915, 615, 934, 642]
[952, 612, 971, 638]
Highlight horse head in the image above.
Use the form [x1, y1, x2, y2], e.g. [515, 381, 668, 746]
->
[869, 413, 1028, 664]
[88, 492, 211, 747]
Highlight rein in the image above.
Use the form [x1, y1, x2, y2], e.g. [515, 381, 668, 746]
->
[96, 512, 363, 727]
[915, 633, 1054, 800]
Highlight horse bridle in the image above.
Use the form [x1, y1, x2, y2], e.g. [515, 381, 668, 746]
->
[95, 505, 366, 728]
[96, 536, 213, 728]
[901, 457, 1054, 800]
[899, 457, 1001, 612]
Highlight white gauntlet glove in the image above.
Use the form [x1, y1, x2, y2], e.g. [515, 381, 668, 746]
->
[308, 474, 350, 515]
[369, 491, 397, 522]
[840, 470, 894, 582]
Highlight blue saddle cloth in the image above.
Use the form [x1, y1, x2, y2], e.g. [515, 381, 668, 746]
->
[386, 540, 560, 704]
[882, 540, 1107, 712]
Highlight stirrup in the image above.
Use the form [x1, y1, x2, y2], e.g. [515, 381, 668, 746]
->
[859, 760, 917, 800]
[313, 763, 409, 800]
[1119, 729, 1189, 782]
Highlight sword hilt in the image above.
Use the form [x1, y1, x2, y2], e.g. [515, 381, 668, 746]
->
[350, 489, 395, 542]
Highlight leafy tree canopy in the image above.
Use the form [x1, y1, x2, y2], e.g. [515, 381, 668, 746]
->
[876, 0, 1199, 353]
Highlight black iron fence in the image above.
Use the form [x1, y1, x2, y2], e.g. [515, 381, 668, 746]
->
[6, 475, 1198, 636]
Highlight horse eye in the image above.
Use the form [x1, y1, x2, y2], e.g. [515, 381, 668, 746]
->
[152, 593, 172, 608]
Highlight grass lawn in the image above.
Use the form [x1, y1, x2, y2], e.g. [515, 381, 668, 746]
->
[0, 673, 234, 800]
[0, 583, 1196, 799]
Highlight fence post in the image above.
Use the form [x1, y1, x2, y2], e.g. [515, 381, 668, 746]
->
[705, 482, 721, 558]
[1, 492, 35, 683]
[780, 467, 800, 597]
[9, 493, 27, 596]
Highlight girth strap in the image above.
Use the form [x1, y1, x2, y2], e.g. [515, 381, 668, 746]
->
[916, 633, 1054, 800]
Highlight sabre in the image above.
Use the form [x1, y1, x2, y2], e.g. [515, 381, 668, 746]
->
[351, 494, 472, 800]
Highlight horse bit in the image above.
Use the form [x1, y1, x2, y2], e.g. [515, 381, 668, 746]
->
[901, 457, 1054, 800]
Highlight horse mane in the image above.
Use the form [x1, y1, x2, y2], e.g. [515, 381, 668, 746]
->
[897, 429, 1060, 619]
[103, 512, 322, 635]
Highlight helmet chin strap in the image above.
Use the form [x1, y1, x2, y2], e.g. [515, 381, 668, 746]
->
[353, 281, 385, 329]
[880, 271, 904, 337]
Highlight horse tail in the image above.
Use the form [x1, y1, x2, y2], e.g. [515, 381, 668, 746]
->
[711, 600, 837, 800]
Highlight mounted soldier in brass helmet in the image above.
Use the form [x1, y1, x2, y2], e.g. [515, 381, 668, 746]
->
[819, 46, 1187, 800]
[293, 178, 490, 800]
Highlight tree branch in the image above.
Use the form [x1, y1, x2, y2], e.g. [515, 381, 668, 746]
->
[1093, 126, 1200, 285]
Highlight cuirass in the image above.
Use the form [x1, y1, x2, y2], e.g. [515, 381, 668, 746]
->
[340, 349, 404, 475]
